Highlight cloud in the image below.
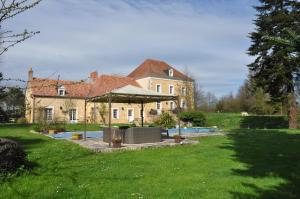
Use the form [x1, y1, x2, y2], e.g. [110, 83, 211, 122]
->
[1, 0, 258, 97]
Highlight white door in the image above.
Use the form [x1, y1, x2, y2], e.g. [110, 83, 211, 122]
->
[128, 109, 134, 122]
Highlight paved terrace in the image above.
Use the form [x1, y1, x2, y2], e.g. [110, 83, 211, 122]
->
[71, 139, 198, 153]
[70, 132, 225, 153]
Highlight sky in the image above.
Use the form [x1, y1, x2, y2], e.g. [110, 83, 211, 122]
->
[1, 0, 258, 97]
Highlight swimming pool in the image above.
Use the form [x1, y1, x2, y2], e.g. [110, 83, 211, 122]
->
[51, 131, 103, 139]
[50, 127, 217, 139]
[167, 127, 217, 136]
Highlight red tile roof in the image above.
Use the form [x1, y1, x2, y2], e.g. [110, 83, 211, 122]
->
[128, 59, 192, 81]
[89, 75, 141, 97]
[29, 75, 140, 98]
[29, 78, 91, 98]
[29, 59, 191, 98]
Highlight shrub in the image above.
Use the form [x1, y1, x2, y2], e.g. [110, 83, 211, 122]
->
[179, 111, 206, 127]
[16, 118, 27, 124]
[118, 125, 131, 130]
[148, 123, 157, 127]
[33, 122, 66, 133]
[0, 138, 27, 174]
[240, 116, 288, 129]
[154, 112, 176, 129]
[51, 123, 66, 132]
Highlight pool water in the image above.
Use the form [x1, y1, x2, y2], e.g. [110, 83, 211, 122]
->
[167, 127, 217, 136]
[51, 128, 217, 139]
[51, 131, 103, 139]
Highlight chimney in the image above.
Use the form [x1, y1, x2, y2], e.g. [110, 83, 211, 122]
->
[28, 68, 33, 81]
[90, 71, 98, 82]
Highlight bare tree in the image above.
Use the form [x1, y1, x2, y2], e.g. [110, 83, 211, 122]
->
[181, 67, 195, 111]
[98, 103, 107, 125]
[0, 0, 42, 55]
[62, 99, 76, 123]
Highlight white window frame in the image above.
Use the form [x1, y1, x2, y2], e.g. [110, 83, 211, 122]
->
[58, 86, 65, 96]
[156, 102, 162, 110]
[169, 69, 174, 77]
[169, 85, 174, 94]
[170, 101, 174, 110]
[112, 108, 119, 119]
[44, 106, 54, 121]
[127, 108, 134, 121]
[181, 87, 187, 96]
[156, 84, 162, 93]
[69, 108, 78, 123]
[181, 99, 187, 109]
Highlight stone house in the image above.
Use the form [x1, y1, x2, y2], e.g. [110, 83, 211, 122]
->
[25, 59, 194, 124]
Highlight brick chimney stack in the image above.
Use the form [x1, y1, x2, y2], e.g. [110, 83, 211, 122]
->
[90, 71, 98, 82]
[28, 68, 33, 81]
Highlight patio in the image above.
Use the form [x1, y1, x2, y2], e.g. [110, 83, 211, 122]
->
[71, 138, 199, 153]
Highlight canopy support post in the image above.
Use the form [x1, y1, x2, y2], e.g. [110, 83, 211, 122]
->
[176, 97, 181, 136]
[141, 101, 144, 127]
[108, 93, 112, 147]
[84, 98, 87, 141]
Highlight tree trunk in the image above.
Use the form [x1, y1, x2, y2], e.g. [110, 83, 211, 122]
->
[288, 93, 297, 129]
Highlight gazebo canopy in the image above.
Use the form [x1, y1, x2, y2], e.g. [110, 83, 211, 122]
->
[88, 85, 178, 103]
[84, 84, 180, 146]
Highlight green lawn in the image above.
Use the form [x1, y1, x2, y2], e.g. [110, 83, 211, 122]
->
[0, 125, 300, 198]
[206, 113, 242, 130]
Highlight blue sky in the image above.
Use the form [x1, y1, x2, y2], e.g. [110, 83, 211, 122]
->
[1, 0, 258, 97]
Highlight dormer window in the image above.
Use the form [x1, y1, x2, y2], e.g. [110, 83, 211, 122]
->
[168, 68, 173, 77]
[58, 86, 65, 96]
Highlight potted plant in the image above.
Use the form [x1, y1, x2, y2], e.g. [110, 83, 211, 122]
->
[112, 137, 122, 148]
[72, 133, 83, 140]
[173, 134, 183, 143]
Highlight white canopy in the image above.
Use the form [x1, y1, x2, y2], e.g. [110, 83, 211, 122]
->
[88, 85, 178, 103]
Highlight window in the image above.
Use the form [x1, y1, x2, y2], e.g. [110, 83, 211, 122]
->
[181, 87, 187, 96]
[170, 101, 174, 110]
[44, 107, 53, 121]
[169, 85, 174, 94]
[156, 84, 161, 93]
[58, 86, 65, 96]
[69, 109, 77, 122]
[169, 69, 174, 77]
[181, 100, 187, 109]
[112, 109, 119, 119]
[127, 109, 134, 122]
[156, 102, 161, 110]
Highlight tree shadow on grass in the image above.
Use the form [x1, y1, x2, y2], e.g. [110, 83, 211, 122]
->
[0, 136, 45, 172]
[223, 129, 300, 199]
[1, 135, 46, 150]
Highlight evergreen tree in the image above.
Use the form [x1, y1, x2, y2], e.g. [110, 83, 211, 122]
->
[248, 0, 300, 128]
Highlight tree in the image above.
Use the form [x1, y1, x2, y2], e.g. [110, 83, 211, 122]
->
[0, 0, 42, 55]
[191, 80, 218, 112]
[154, 112, 176, 129]
[251, 87, 274, 115]
[216, 93, 240, 113]
[98, 103, 107, 125]
[236, 79, 254, 112]
[2, 87, 25, 118]
[61, 99, 76, 123]
[247, 0, 300, 128]
[0, 72, 4, 99]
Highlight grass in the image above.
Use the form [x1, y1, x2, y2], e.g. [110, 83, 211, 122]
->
[1, 124, 300, 198]
[206, 113, 242, 130]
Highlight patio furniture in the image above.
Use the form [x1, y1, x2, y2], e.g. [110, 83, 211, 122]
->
[103, 127, 161, 144]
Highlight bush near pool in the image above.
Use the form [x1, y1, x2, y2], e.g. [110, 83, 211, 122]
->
[179, 111, 206, 127]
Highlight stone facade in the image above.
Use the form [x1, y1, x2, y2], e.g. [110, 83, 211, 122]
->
[25, 59, 194, 124]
